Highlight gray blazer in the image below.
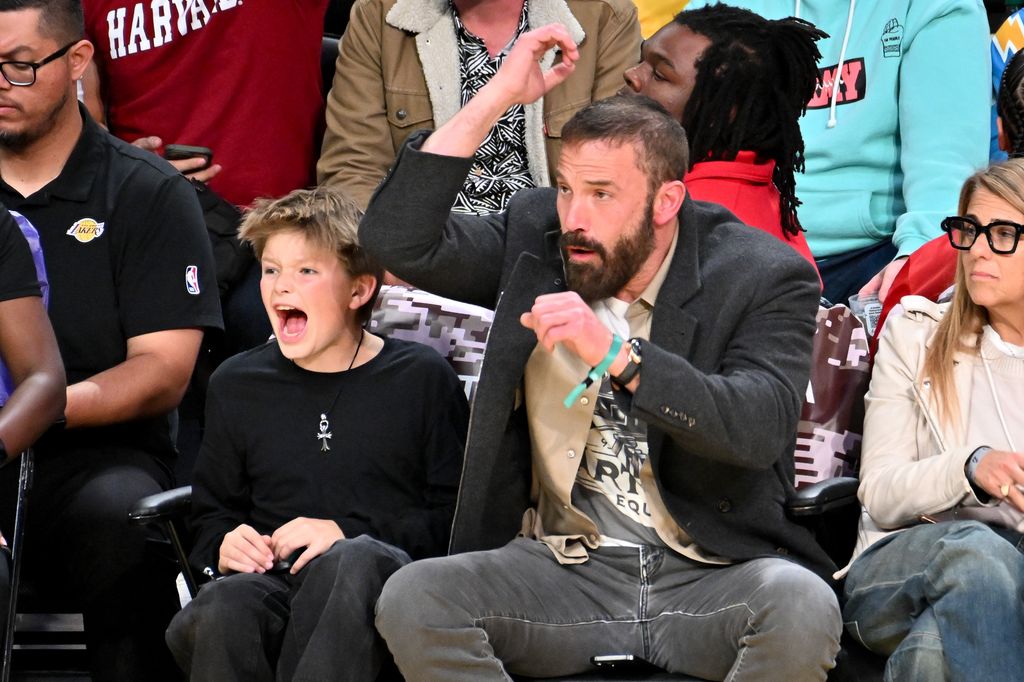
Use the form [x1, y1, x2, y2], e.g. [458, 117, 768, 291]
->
[360, 131, 835, 580]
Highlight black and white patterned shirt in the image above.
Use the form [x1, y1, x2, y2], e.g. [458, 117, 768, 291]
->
[451, 2, 536, 215]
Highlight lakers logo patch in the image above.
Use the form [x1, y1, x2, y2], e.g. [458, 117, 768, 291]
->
[66, 218, 105, 243]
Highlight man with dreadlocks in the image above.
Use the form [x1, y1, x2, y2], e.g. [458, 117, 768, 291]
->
[622, 3, 824, 279]
[688, 0, 989, 308]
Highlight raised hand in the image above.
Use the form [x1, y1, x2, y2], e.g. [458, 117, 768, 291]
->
[520, 291, 614, 367]
[488, 23, 580, 108]
[421, 24, 579, 160]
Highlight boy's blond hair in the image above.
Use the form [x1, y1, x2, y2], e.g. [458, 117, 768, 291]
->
[239, 187, 383, 324]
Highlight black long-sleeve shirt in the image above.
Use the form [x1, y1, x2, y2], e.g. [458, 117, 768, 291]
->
[189, 336, 468, 574]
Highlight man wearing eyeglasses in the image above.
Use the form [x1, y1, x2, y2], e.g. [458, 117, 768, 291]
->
[0, 1, 222, 680]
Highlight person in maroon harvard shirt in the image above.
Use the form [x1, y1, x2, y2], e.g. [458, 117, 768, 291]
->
[81, 0, 329, 208]
[80, 1, 333, 356]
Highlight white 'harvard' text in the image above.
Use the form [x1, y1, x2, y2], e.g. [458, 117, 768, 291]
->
[106, 0, 241, 59]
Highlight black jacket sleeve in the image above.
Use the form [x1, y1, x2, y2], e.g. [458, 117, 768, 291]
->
[631, 246, 819, 470]
[359, 131, 509, 309]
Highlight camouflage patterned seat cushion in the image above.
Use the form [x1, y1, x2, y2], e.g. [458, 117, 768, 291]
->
[370, 286, 493, 401]
[794, 305, 871, 488]
[370, 290, 866, 489]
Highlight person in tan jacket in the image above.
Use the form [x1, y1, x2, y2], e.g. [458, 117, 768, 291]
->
[843, 159, 1024, 680]
[317, 0, 640, 212]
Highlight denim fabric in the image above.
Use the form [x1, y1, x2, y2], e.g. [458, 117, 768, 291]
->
[843, 520, 1024, 681]
[815, 238, 898, 307]
[376, 538, 840, 681]
[166, 535, 409, 682]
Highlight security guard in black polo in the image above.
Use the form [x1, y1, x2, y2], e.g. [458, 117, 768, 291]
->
[0, 3, 221, 679]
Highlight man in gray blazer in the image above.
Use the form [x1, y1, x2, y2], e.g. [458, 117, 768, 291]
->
[362, 24, 841, 682]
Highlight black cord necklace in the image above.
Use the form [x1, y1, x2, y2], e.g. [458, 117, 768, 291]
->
[315, 328, 365, 452]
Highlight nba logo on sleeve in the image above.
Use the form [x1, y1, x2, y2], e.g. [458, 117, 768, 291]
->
[185, 266, 201, 295]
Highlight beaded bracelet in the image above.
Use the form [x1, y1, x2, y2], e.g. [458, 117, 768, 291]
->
[563, 334, 623, 408]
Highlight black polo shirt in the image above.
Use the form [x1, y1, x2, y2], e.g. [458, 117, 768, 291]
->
[0, 106, 222, 462]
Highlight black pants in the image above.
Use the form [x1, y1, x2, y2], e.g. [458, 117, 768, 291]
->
[0, 447, 179, 682]
[166, 535, 409, 682]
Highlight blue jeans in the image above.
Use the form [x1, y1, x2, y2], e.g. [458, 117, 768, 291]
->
[377, 538, 840, 681]
[815, 239, 898, 307]
[843, 521, 1024, 681]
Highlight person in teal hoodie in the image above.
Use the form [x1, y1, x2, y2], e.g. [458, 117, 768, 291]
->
[683, 0, 990, 306]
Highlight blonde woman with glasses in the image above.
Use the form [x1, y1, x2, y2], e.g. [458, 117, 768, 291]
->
[841, 158, 1024, 681]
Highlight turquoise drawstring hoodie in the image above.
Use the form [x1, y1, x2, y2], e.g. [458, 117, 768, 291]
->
[682, 0, 990, 258]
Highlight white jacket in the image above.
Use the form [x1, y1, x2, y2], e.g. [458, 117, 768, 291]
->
[839, 295, 994, 578]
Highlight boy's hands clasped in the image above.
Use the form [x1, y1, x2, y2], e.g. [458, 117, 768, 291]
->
[218, 518, 345, 576]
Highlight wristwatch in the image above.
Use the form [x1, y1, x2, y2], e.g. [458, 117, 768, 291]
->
[965, 445, 992, 484]
[612, 337, 643, 386]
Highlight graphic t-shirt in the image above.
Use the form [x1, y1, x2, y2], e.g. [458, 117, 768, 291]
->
[572, 377, 662, 546]
[572, 296, 662, 546]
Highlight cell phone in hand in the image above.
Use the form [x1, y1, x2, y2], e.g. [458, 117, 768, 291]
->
[268, 547, 307, 574]
[164, 144, 213, 171]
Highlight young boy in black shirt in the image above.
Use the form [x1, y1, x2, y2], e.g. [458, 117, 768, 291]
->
[165, 187, 468, 681]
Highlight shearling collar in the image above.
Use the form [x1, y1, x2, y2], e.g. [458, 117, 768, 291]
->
[387, 0, 585, 46]
[386, 0, 586, 186]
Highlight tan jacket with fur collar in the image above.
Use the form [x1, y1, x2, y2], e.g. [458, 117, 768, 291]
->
[317, 0, 640, 207]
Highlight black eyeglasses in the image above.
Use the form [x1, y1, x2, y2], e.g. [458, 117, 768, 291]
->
[941, 215, 1024, 255]
[0, 42, 76, 87]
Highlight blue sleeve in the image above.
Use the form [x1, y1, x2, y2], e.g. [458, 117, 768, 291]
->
[894, 0, 990, 257]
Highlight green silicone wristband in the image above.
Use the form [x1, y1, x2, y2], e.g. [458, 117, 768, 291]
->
[563, 334, 623, 408]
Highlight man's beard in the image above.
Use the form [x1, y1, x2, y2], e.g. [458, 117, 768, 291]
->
[0, 88, 69, 153]
[560, 199, 656, 303]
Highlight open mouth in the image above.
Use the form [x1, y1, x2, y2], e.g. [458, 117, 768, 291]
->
[275, 305, 308, 340]
[566, 246, 598, 261]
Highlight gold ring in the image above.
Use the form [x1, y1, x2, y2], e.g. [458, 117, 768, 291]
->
[1001, 483, 1011, 497]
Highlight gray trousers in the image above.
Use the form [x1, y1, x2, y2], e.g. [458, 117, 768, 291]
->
[376, 538, 841, 681]
[166, 535, 410, 682]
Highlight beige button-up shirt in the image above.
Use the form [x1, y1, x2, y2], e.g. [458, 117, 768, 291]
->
[521, 229, 729, 565]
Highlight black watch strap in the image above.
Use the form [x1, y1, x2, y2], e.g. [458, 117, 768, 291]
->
[612, 337, 643, 386]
